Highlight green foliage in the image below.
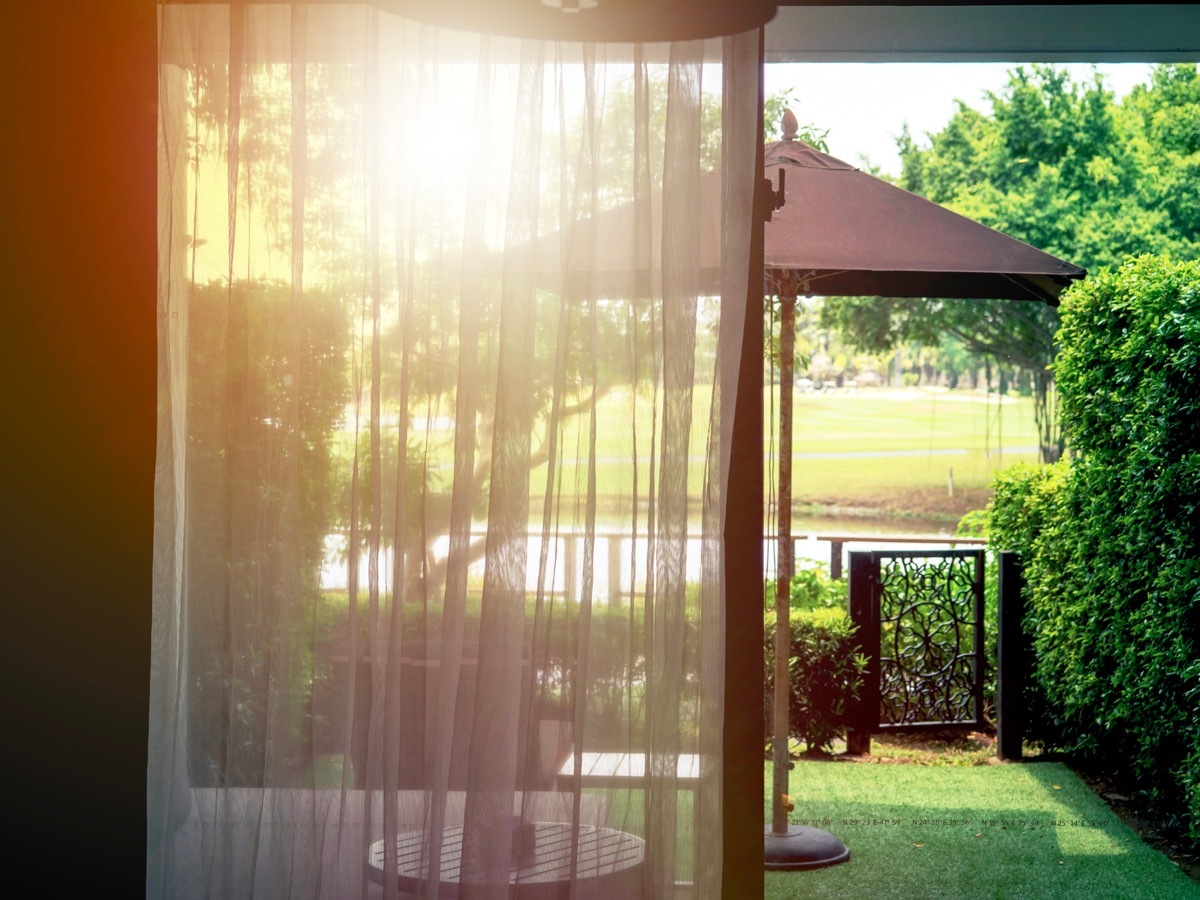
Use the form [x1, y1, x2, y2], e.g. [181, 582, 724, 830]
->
[186, 279, 352, 786]
[764, 561, 847, 612]
[764, 566, 865, 753]
[987, 256, 1200, 840]
[984, 460, 1069, 556]
[953, 508, 989, 538]
[1055, 256, 1200, 464]
[980, 459, 1069, 745]
[899, 66, 1200, 273]
[557, 69, 724, 210]
[821, 64, 1200, 462]
[765, 608, 866, 754]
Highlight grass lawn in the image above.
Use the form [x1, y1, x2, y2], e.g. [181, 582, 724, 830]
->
[334, 385, 1040, 532]
[766, 759, 1200, 899]
[783, 387, 1040, 526]
[546, 385, 1041, 527]
[787, 387, 1036, 454]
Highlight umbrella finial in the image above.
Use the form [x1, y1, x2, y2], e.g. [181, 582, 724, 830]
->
[781, 108, 798, 142]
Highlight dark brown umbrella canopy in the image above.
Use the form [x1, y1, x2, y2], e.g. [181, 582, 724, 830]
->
[763, 139, 1085, 304]
[527, 139, 1085, 304]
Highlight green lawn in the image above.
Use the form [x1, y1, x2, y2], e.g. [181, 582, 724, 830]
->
[338, 385, 1039, 528]
[551, 385, 1040, 520]
[782, 387, 1040, 524]
[787, 387, 1036, 453]
[766, 760, 1200, 899]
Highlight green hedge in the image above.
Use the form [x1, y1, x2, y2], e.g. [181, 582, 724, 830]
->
[764, 568, 866, 754]
[987, 255, 1200, 839]
[982, 460, 1070, 746]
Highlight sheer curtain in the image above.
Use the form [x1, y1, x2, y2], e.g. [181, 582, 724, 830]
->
[150, 5, 756, 897]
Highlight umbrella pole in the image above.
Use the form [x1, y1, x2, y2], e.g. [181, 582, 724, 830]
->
[765, 275, 850, 870]
[771, 284, 796, 834]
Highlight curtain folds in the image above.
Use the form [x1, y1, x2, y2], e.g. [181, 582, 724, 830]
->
[150, 5, 757, 897]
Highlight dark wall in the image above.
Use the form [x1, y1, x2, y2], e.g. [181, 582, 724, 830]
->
[0, 1, 156, 892]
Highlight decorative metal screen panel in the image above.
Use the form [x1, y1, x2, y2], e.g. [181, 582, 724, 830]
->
[849, 550, 985, 734]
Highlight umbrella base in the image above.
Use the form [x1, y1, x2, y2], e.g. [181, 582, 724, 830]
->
[764, 825, 850, 871]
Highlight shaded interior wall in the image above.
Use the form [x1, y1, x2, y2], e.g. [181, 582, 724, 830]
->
[0, 1, 156, 893]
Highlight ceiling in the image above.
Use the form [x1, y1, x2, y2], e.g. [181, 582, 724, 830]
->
[163, 3, 1200, 57]
[767, 4, 1200, 62]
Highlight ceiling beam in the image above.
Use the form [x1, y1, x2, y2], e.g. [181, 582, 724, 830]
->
[766, 4, 1200, 62]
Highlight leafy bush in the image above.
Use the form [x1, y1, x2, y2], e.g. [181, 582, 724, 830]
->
[988, 255, 1200, 839]
[765, 562, 847, 612]
[764, 567, 866, 753]
[952, 511, 1008, 725]
[954, 508, 989, 538]
[982, 461, 1069, 558]
[976, 462, 1069, 744]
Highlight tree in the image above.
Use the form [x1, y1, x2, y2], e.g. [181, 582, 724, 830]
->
[820, 64, 1200, 461]
[185, 280, 351, 785]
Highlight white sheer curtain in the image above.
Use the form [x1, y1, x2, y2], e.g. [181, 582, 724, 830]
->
[150, 5, 756, 897]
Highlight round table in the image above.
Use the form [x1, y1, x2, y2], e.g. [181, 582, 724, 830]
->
[367, 822, 645, 899]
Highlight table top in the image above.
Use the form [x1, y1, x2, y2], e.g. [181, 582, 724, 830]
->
[367, 822, 644, 898]
[556, 751, 701, 787]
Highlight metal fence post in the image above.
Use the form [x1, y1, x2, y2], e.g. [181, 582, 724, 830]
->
[846, 551, 877, 755]
[997, 551, 1025, 761]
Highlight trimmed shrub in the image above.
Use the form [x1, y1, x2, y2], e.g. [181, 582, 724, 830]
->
[955, 508, 1019, 725]
[764, 567, 866, 753]
[978, 461, 1069, 744]
[765, 563, 848, 612]
[988, 255, 1200, 839]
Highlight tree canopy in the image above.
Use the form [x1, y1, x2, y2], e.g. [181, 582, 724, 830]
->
[819, 63, 1200, 459]
[899, 63, 1200, 270]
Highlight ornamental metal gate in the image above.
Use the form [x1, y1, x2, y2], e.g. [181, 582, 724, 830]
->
[848, 549, 986, 747]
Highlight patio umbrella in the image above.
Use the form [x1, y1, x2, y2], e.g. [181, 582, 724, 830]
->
[759, 127, 1083, 871]
[525, 125, 1086, 872]
[761, 136, 1085, 304]
[536, 137, 1084, 304]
